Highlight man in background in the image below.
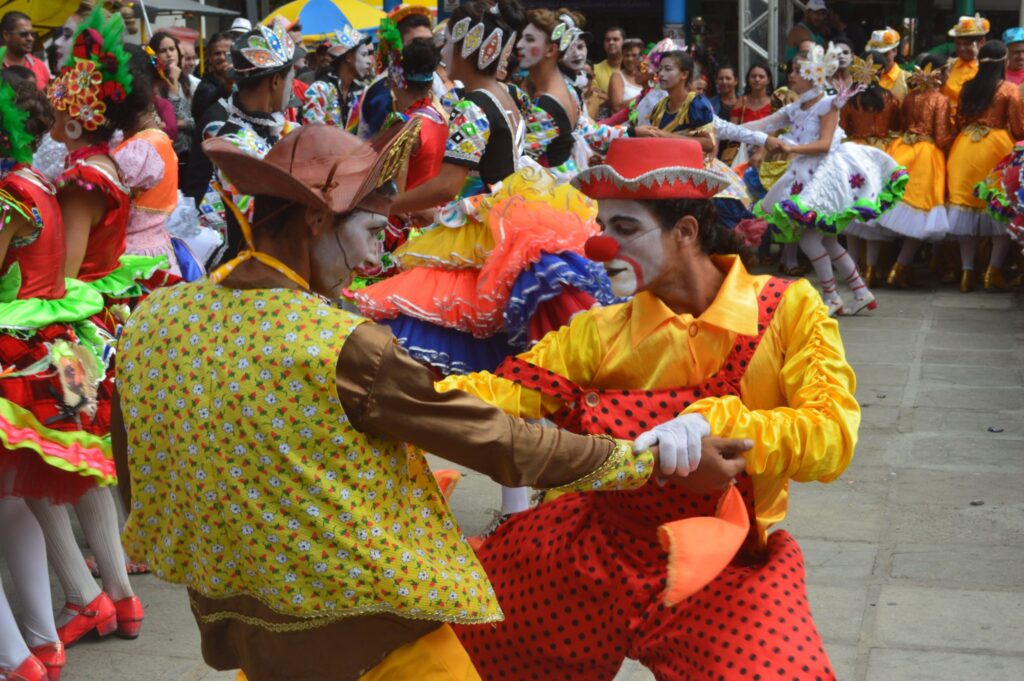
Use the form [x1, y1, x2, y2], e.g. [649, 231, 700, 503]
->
[785, 0, 829, 61]
[1, 11, 49, 88]
[181, 39, 201, 92]
[588, 26, 623, 118]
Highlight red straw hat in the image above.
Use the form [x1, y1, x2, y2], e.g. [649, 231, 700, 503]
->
[572, 138, 729, 201]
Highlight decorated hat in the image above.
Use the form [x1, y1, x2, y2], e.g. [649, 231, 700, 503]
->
[796, 42, 841, 88]
[572, 138, 729, 201]
[203, 121, 419, 218]
[1003, 27, 1024, 46]
[907, 62, 944, 90]
[327, 24, 371, 59]
[865, 27, 900, 53]
[0, 49, 34, 164]
[229, 24, 298, 83]
[805, 0, 827, 11]
[47, 7, 133, 135]
[949, 14, 989, 38]
[389, 4, 434, 26]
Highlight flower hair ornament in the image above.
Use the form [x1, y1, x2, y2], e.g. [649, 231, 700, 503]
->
[832, 55, 879, 108]
[907, 62, 944, 91]
[550, 14, 582, 54]
[797, 42, 841, 89]
[47, 6, 133, 135]
[0, 49, 34, 164]
[143, 44, 172, 87]
[647, 37, 687, 72]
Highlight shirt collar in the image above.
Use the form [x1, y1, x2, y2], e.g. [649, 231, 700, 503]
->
[881, 63, 901, 84]
[628, 255, 760, 347]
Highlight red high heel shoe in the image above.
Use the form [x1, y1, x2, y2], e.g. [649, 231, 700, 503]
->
[27, 643, 64, 681]
[0, 655, 48, 681]
[56, 593, 116, 647]
[112, 595, 144, 639]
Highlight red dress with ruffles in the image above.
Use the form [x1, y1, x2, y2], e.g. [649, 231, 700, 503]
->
[453, 277, 837, 681]
[58, 155, 130, 283]
[0, 166, 115, 503]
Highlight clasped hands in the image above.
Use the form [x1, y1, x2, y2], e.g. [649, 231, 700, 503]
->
[634, 413, 752, 493]
[763, 135, 791, 154]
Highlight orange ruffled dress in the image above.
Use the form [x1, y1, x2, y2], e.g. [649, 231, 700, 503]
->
[840, 90, 901, 241]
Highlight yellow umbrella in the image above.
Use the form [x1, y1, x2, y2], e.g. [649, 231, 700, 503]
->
[262, 0, 385, 42]
[1, 0, 79, 41]
[369, 0, 436, 14]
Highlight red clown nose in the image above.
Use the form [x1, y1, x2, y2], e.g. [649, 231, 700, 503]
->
[584, 235, 620, 263]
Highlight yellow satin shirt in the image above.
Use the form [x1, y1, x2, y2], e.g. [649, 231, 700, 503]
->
[879, 63, 909, 103]
[438, 256, 860, 541]
[943, 58, 979, 110]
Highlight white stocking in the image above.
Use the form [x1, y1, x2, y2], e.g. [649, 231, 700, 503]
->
[990, 234, 1011, 269]
[0, 498, 59, 649]
[823, 236, 869, 298]
[958, 235, 977, 270]
[897, 238, 921, 265]
[500, 486, 530, 515]
[73, 487, 134, 602]
[0, 580, 30, 671]
[26, 498, 102, 627]
[781, 243, 799, 270]
[798, 231, 839, 302]
[845, 234, 863, 265]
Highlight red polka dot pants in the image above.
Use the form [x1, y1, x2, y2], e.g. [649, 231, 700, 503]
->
[454, 493, 836, 681]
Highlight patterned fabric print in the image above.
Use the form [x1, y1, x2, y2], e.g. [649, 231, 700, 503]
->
[525, 106, 560, 159]
[198, 127, 269, 238]
[117, 282, 502, 625]
[444, 99, 491, 166]
[300, 80, 342, 126]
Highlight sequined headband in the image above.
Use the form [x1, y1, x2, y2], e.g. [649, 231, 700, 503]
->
[450, 10, 508, 70]
[551, 14, 583, 53]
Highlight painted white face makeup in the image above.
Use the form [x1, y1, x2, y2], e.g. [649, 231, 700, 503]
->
[440, 29, 454, 70]
[657, 58, 683, 90]
[836, 44, 853, 69]
[596, 200, 666, 298]
[354, 43, 374, 78]
[311, 210, 388, 297]
[517, 24, 548, 70]
[278, 69, 295, 112]
[560, 37, 588, 72]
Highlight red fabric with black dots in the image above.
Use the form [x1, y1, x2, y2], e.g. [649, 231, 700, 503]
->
[454, 277, 836, 680]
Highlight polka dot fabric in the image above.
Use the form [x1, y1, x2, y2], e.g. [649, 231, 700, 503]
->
[117, 281, 502, 626]
[456, 277, 836, 680]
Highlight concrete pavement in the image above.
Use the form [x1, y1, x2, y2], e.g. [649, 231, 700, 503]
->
[6, 283, 1022, 680]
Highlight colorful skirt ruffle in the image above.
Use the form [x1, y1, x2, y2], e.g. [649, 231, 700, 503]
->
[355, 166, 615, 375]
[0, 273, 115, 503]
[980, 141, 1024, 248]
[756, 143, 908, 243]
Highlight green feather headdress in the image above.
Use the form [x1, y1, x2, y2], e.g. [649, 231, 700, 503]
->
[0, 48, 35, 165]
[48, 6, 133, 132]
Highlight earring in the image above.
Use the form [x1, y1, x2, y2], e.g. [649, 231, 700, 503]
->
[64, 119, 82, 140]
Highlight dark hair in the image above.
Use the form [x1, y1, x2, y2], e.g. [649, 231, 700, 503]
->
[744, 62, 773, 94]
[148, 32, 192, 98]
[1, 64, 35, 87]
[397, 12, 432, 37]
[604, 26, 624, 39]
[850, 50, 888, 113]
[1, 79, 53, 145]
[402, 37, 440, 95]
[449, 0, 525, 76]
[715, 63, 737, 80]
[960, 40, 1006, 119]
[100, 45, 155, 140]
[917, 52, 947, 71]
[646, 199, 745, 255]
[831, 34, 855, 52]
[660, 51, 695, 87]
[1, 11, 30, 33]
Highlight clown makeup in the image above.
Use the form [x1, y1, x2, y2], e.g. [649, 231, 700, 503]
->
[517, 24, 549, 70]
[657, 56, 686, 91]
[440, 29, 455, 70]
[353, 43, 374, 78]
[835, 43, 853, 69]
[595, 199, 666, 298]
[311, 209, 388, 297]
[560, 37, 588, 73]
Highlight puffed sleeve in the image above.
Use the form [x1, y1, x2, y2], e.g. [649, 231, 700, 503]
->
[682, 278, 859, 484]
[443, 94, 492, 170]
[112, 137, 165, 191]
[1006, 83, 1024, 141]
[688, 94, 715, 127]
[524, 101, 564, 160]
[437, 310, 605, 418]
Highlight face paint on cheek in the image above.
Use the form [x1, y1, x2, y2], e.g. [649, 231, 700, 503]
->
[604, 257, 641, 297]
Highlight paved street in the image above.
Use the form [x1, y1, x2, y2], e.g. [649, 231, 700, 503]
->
[6, 282, 1023, 681]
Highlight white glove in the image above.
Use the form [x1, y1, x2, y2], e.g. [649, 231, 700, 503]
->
[633, 413, 710, 478]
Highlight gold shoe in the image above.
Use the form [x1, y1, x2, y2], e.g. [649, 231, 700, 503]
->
[886, 263, 914, 289]
[983, 266, 1009, 291]
[960, 269, 975, 293]
[863, 265, 878, 288]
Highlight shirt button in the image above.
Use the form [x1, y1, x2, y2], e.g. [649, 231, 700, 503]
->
[584, 392, 600, 408]
[689, 324, 699, 338]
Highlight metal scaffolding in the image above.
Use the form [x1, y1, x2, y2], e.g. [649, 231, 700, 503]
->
[738, 0, 804, 79]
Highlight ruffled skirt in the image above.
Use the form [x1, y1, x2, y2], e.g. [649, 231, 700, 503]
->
[756, 143, 907, 243]
[355, 166, 615, 374]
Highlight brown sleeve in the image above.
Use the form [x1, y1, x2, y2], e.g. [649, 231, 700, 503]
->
[933, 94, 955, 151]
[335, 323, 617, 488]
[1006, 83, 1024, 141]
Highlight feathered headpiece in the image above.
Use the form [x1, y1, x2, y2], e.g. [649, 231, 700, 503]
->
[797, 42, 841, 89]
[47, 6, 133, 133]
[849, 55, 883, 87]
[907, 62, 944, 91]
[0, 48, 34, 164]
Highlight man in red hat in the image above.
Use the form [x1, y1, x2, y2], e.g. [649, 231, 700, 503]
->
[109, 125, 724, 681]
[440, 137, 859, 680]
